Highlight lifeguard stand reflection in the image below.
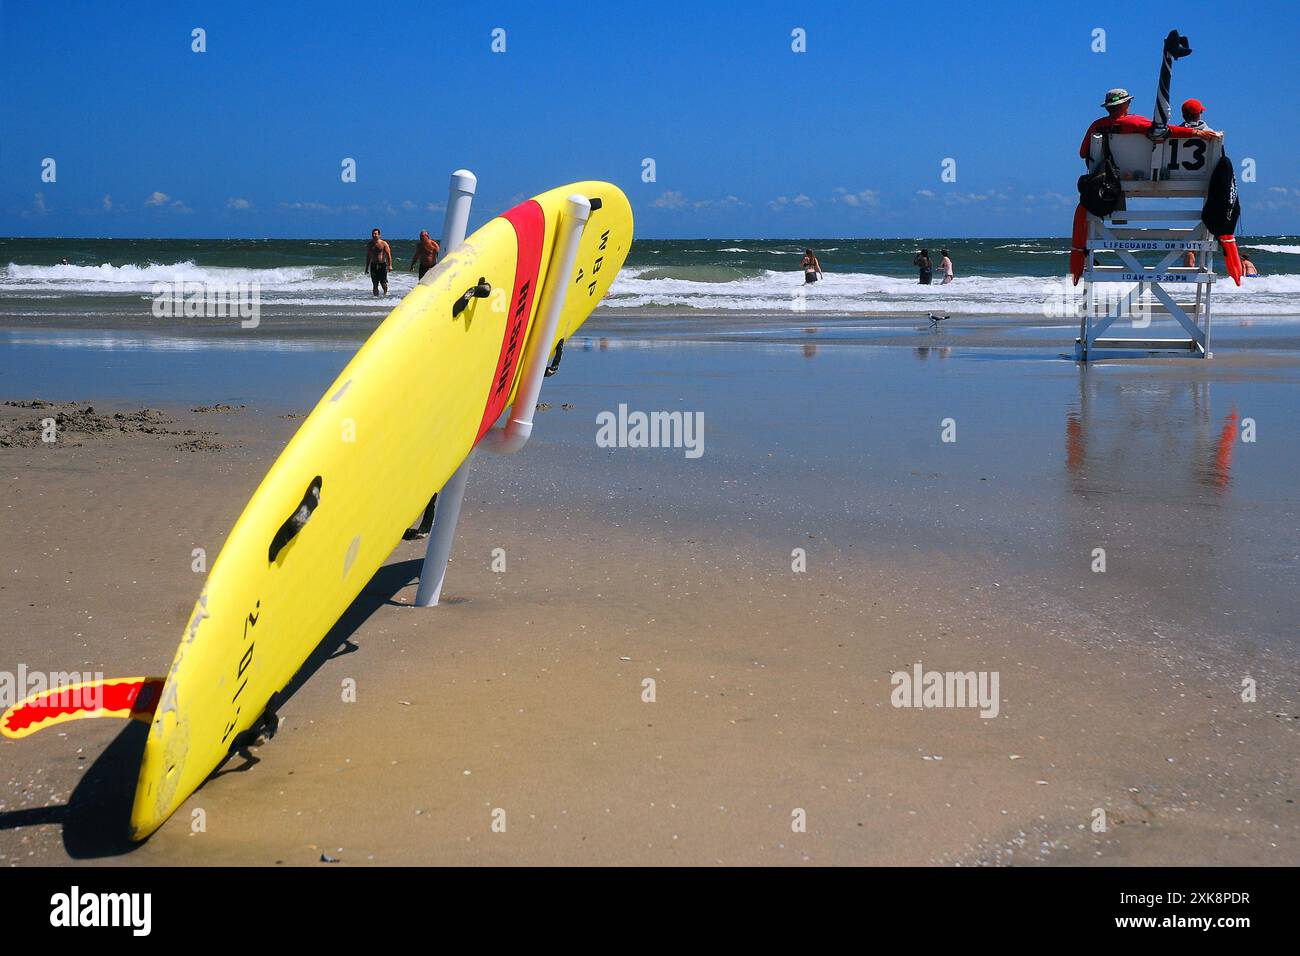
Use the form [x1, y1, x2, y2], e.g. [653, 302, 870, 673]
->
[1066, 369, 1238, 495]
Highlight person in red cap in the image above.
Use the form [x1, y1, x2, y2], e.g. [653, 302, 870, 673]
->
[1079, 88, 1218, 159]
[1178, 98, 1218, 268]
[1181, 98, 1214, 132]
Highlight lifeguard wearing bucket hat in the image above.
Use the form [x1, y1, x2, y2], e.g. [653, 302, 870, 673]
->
[1079, 87, 1215, 159]
[1101, 88, 1134, 108]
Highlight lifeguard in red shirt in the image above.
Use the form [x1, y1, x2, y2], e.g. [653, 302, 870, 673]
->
[1079, 88, 1220, 160]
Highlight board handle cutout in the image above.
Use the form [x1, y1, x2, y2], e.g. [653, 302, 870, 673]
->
[452, 278, 492, 318]
[269, 476, 322, 562]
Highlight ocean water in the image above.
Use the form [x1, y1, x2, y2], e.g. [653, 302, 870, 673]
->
[1, 236, 1297, 318]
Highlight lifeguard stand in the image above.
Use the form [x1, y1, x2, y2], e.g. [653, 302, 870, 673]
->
[1078, 133, 1222, 360]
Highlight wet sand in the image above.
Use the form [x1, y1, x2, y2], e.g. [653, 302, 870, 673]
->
[0, 313, 1297, 866]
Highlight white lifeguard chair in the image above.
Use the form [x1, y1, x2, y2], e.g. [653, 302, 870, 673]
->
[1078, 133, 1222, 360]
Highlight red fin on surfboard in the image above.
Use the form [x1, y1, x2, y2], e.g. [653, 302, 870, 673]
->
[1, 676, 164, 739]
[1069, 204, 1088, 285]
[1218, 235, 1242, 286]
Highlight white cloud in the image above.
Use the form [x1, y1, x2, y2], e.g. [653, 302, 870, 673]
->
[696, 195, 746, 210]
[769, 194, 814, 211]
[651, 190, 688, 210]
[1249, 184, 1300, 211]
[102, 194, 113, 211]
[1021, 191, 1075, 207]
[20, 193, 48, 218]
[914, 189, 1009, 206]
[649, 191, 745, 211]
[832, 187, 880, 208]
[144, 191, 190, 212]
[226, 197, 253, 210]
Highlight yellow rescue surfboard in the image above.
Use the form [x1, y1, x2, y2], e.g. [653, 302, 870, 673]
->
[1, 182, 633, 840]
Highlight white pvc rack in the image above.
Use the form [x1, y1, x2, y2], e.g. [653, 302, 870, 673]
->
[413, 171, 591, 607]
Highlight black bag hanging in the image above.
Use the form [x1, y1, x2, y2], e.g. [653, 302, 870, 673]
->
[1202, 153, 1241, 236]
[1078, 127, 1123, 218]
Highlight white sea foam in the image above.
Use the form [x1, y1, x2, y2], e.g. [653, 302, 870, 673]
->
[5, 332, 353, 353]
[4, 260, 315, 286]
[1243, 244, 1300, 255]
[607, 267, 1300, 315]
[1, 261, 415, 296]
[5, 259, 1296, 318]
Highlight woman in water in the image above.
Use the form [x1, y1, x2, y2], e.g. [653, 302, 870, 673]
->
[913, 249, 933, 285]
[802, 248, 824, 284]
[938, 249, 954, 285]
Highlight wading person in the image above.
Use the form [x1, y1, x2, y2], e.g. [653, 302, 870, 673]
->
[409, 229, 440, 279]
[938, 249, 954, 285]
[801, 248, 824, 284]
[366, 228, 393, 296]
[913, 249, 933, 285]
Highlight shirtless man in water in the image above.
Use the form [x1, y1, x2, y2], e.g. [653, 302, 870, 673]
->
[365, 228, 393, 296]
[408, 229, 440, 279]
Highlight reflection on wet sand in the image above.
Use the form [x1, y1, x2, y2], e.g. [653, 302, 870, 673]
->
[1065, 370, 1239, 494]
[1056, 367, 1262, 645]
[1203, 409, 1238, 490]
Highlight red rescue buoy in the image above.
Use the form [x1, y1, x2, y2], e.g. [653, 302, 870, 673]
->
[1218, 234, 1243, 286]
[1069, 204, 1088, 285]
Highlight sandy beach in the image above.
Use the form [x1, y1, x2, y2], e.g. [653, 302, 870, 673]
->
[1, 310, 1296, 866]
[9, 9, 1300, 942]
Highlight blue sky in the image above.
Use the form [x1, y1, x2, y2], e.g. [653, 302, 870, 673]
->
[2, 0, 1297, 239]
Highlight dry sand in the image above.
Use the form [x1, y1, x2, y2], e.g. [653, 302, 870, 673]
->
[0, 399, 1295, 866]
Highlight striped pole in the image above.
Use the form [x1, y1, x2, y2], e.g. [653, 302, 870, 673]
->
[1150, 30, 1191, 140]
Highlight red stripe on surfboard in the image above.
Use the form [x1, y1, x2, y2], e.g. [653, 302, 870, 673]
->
[3, 677, 163, 734]
[475, 200, 546, 443]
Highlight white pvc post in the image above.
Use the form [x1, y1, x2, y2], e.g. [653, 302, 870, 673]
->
[414, 460, 470, 606]
[413, 169, 477, 607]
[480, 194, 591, 454]
[440, 169, 477, 262]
